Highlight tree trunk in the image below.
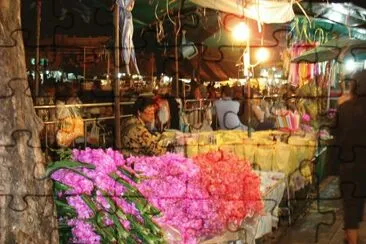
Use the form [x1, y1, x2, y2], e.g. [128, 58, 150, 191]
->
[0, 1, 58, 243]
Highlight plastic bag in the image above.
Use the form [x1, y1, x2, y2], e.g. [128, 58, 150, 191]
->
[87, 121, 100, 145]
[56, 103, 84, 147]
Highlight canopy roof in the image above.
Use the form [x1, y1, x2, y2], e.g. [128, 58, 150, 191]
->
[21, 0, 366, 80]
[292, 36, 366, 63]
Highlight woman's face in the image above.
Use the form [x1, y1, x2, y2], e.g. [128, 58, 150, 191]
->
[139, 105, 156, 124]
[194, 88, 202, 99]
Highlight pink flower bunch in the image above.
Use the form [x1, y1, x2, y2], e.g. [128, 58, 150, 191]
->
[72, 148, 125, 173]
[192, 150, 264, 228]
[52, 169, 94, 195]
[67, 195, 93, 219]
[51, 148, 162, 243]
[68, 219, 101, 244]
[127, 153, 221, 243]
[302, 113, 311, 123]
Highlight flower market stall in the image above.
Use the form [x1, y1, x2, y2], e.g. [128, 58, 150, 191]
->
[48, 148, 286, 244]
[162, 130, 317, 191]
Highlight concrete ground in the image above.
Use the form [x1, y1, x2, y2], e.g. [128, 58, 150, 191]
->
[260, 176, 366, 244]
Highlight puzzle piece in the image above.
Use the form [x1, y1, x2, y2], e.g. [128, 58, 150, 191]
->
[3, 0, 366, 243]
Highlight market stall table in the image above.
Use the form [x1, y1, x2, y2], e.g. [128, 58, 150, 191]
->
[162, 130, 317, 189]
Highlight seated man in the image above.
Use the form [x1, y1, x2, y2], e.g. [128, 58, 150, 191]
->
[214, 86, 248, 130]
[121, 96, 166, 156]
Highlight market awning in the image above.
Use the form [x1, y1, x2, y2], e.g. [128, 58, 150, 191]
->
[291, 36, 366, 63]
[190, 0, 295, 24]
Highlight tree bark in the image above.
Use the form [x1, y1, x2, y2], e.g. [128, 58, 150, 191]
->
[0, 1, 58, 243]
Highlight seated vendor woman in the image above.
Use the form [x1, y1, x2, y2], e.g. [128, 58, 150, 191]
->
[248, 92, 276, 131]
[121, 96, 166, 156]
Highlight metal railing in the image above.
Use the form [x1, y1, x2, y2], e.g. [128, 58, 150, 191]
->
[35, 101, 135, 154]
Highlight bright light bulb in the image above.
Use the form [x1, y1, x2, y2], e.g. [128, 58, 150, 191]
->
[256, 48, 269, 62]
[232, 22, 249, 42]
[345, 59, 356, 72]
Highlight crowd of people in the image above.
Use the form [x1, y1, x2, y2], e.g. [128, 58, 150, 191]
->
[119, 81, 313, 156]
[34, 77, 318, 156]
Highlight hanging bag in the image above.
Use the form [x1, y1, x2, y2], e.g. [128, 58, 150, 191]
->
[56, 103, 85, 147]
[87, 121, 100, 145]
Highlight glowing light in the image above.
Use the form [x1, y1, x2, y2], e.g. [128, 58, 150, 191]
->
[345, 59, 356, 72]
[162, 75, 172, 83]
[260, 69, 269, 78]
[232, 22, 250, 42]
[255, 48, 269, 62]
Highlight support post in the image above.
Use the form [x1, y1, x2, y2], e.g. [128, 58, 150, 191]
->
[114, 3, 121, 150]
[35, 0, 42, 98]
[174, 20, 179, 97]
[174, 0, 185, 98]
[83, 47, 86, 79]
[107, 50, 110, 79]
[244, 39, 252, 138]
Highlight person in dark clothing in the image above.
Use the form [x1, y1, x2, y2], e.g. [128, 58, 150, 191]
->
[164, 94, 180, 130]
[330, 70, 366, 244]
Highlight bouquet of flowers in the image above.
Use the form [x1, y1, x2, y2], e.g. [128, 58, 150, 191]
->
[127, 153, 222, 244]
[192, 150, 264, 230]
[47, 148, 164, 243]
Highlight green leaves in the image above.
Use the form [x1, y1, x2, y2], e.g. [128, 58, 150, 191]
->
[46, 160, 95, 178]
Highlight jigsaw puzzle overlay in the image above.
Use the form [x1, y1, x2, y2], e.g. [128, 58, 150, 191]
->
[2, 0, 366, 243]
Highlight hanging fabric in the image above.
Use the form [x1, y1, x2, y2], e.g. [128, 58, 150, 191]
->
[118, 0, 140, 75]
[181, 30, 198, 60]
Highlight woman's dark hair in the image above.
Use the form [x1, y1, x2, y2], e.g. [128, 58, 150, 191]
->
[221, 85, 233, 98]
[349, 70, 366, 98]
[133, 96, 155, 115]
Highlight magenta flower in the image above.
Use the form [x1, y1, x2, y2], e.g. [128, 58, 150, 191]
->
[67, 195, 93, 219]
[68, 219, 100, 244]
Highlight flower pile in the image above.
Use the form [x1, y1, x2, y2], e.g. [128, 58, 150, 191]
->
[192, 150, 264, 229]
[49, 149, 263, 244]
[48, 148, 164, 243]
[127, 153, 221, 243]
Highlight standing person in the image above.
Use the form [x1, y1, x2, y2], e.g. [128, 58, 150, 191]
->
[154, 86, 171, 132]
[37, 83, 57, 153]
[207, 82, 217, 100]
[214, 86, 248, 131]
[162, 86, 181, 131]
[330, 70, 366, 244]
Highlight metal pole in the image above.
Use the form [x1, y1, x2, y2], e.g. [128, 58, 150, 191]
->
[114, 2, 121, 150]
[245, 39, 252, 138]
[83, 47, 86, 79]
[35, 0, 42, 98]
[107, 50, 110, 79]
[174, 0, 185, 98]
[326, 63, 331, 111]
[174, 20, 179, 97]
[151, 53, 154, 84]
